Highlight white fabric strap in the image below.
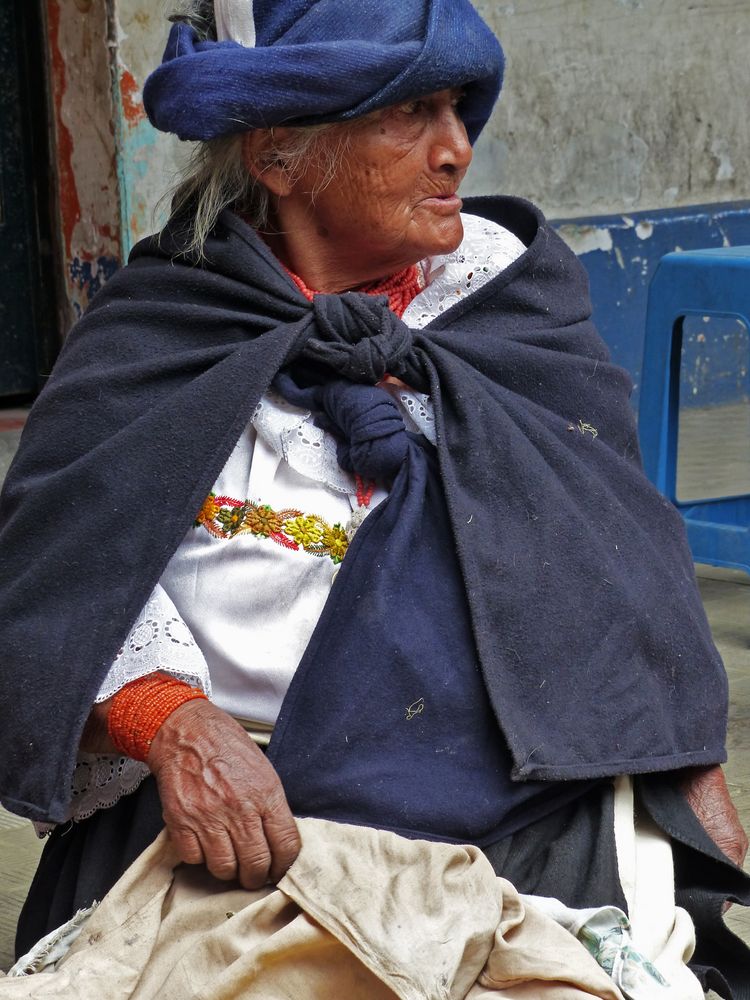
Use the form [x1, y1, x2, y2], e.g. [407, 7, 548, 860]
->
[215, 0, 256, 47]
[612, 775, 703, 998]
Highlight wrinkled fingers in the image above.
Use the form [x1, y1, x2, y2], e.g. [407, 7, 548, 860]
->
[263, 792, 302, 883]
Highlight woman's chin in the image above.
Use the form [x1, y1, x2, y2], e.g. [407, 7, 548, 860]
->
[424, 215, 464, 257]
[411, 213, 465, 260]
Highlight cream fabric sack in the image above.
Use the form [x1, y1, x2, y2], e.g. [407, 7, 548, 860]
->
[2, 818, 623, 1000]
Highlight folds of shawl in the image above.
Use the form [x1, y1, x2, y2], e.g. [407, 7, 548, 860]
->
[0, 195, 728, 824]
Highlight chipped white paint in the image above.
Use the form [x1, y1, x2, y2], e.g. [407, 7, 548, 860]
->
[556, 225, 613, 256]
[635, 221, 653, 240]
[710, 138, 735, 182]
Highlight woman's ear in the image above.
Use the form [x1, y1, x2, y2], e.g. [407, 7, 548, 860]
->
[241, 129, 294, 197]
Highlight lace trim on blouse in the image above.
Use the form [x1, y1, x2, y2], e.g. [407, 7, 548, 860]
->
[34, 587, 212, 834]
[253, 390, 355, 495]
[402, 213, 526, 329]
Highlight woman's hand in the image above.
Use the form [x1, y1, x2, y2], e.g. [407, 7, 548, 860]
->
[679, 764, 748, 869]
[147, 699, 301, 889]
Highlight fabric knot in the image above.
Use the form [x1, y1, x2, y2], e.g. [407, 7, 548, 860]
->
[273, 373, 409, 482]
[319, 382, 409, 481]
[303, 293, 414, 384]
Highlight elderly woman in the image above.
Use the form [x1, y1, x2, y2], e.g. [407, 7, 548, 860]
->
[1, 0, 749, 994]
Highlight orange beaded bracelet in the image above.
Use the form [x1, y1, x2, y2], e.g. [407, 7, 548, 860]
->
[107, 672, 208, 762]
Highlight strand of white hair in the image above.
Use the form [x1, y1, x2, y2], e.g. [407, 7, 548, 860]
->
[161, 1, 350, 258]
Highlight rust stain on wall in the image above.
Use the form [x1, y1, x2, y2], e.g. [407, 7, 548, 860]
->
[119, 68, 146, 125]
[45, 0, 122, 323]
[47, 0, 80, 262]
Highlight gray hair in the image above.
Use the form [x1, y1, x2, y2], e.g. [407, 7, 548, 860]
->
[166, 0, 217, 39]
[164, 1, 352, 258]
[167, 125, 351, 257]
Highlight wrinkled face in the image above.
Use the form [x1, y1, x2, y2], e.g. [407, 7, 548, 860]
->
[271, 88, 473, 286]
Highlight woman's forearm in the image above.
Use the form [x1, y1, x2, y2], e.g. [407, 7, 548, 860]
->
[678, 764, 748, 868]
[78, 684, 301, 888]
[79, 698, 117, 754]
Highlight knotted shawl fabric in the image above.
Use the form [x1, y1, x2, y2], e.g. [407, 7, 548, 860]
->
[143, 0, 503, 142]
[0, 196, 728, 825]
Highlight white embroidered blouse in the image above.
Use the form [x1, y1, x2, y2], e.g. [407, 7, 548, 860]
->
[64, 214, 526, 825]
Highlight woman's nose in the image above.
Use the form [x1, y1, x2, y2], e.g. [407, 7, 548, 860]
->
[429, 109, 473, 174]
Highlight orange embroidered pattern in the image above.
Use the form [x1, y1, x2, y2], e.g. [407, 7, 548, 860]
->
[195, 494, 350, 564]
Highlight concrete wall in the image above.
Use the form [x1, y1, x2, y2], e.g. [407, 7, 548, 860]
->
[466, 0, 750, 217]
[465, 1, 750, 409]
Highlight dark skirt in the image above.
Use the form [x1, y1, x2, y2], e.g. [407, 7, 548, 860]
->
[16, 776, 164, 957]
[16, 775, 750, 998]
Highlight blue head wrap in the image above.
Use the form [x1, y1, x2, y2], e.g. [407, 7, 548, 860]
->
[143, 0, 504, 144]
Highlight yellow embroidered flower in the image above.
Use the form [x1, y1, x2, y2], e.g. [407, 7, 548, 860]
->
[244, 504, 283, 537]
[284, 515, 324, 549]
[195, 494, 348, 564]
[323, 523, 349, 564]
[195, 493, 219, 526]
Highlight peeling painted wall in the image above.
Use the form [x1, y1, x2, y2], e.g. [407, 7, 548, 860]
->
[112, 1, 184, 257]
[466, 0, 750, 218]
[559, 201, 750, 410]
[51, 0, 750, 266]
[45, 0, 750, 413]
[45, 0, 121, 323]
[44, 0, 181, 325]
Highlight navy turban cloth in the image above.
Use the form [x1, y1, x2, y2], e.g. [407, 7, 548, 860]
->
[143, 0, 504, 142]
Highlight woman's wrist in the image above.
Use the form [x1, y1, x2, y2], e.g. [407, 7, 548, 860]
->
[80, 672, 208, 760]
[107, 672, 208, 762]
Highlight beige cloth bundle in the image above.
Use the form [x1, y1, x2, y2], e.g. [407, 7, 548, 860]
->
[2, 818, 624, 999]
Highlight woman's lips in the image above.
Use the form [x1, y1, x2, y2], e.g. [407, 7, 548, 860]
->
[420, 194, 463, 212]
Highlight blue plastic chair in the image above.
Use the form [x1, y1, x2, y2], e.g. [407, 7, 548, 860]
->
[639, 247, 750, 574]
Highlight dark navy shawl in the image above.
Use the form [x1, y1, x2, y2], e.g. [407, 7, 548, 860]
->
[0, 197, 728, 824]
